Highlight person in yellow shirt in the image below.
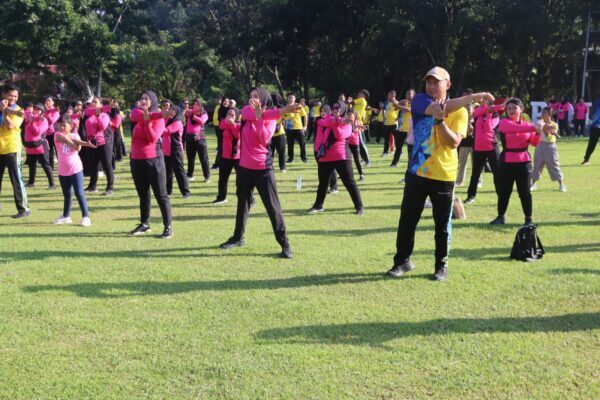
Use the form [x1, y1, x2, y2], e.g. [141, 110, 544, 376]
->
[372, 101, 385, 143]
[282, 94, 308, 163]
[382, 90, 410, 157]
[390, 88, 415, 167]
[270, 93, 288, 173]
[0, 84, 29, 218]
[306, 99, 321, 142]
[211, 95, 223, 169]
[531, 107, 566, 192]
[386, 67, 494, 281]
[353, 89, 372, 165]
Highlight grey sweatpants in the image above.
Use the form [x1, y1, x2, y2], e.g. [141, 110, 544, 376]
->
[533, 141, 563, 181]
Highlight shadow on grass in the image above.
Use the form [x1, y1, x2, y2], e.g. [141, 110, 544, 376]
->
[548, 268, 600, 275]
[22, 272, 387, 298]
[256, 312, 600, 347]
[0, 246, 279, 263]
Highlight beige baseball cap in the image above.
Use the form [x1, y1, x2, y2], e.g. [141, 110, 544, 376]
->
[423, 67, 451, 81]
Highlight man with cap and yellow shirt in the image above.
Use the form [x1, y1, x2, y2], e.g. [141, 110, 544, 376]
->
[387, 67, 494, 281]
[0, 84, 29, 218]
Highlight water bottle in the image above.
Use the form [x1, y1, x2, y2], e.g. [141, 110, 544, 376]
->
[296, 175, 302, 191]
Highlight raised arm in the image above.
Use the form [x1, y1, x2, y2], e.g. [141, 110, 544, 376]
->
[498, 118, 536, 134]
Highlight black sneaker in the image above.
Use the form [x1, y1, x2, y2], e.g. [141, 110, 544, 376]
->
[286, 159, 294, 164]
[182, 193, 191, 199]
[85, 187, 98, 193]
[47, 184, 57, 190]
[524, 217, 533, 225]
[131, 223, 151, 236]
[280, 245, 293, 259]
[210, 165, 219, 170]
[103, 189, 114, 196]
[12, 210, 31, 219]
[489, 216, 506, 225]
[328, 188, 338, 194]
[433, 265, 448, 281]
[307, 206, 324, 213]
[464, 197, 475, 205]
[212, 198, 228, 204]
[302, 159, 308, 164]
[25, 182, 35, 188]
[160, 225, 174, 239]
[386, 260, 415, 277]
[356, 208, 365, 216]
[219, 238, 245, 249]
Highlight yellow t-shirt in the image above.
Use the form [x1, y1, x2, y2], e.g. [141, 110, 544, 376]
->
[542, 120, 558, 143]
[212, 104, 221, 125]
[282, 107, 307, 130]
[399, 102, 411, 132]
[521, 113, 531, 122]
[310, 105, 321, 118]
[384, 102, 400, 126]
[303, 105, 309, 117]
[353, 98, 368, 123]
[410, 94, 468, 182]
[273, 118, 286, 137]
[376, 109, 384, 123]
[0, 105, 24, 155]
[364, 109, 372, 125]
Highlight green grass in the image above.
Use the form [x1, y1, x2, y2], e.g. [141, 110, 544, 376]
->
[1, 134, 598, 399]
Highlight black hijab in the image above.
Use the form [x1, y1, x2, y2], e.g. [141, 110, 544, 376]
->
[166, 105, 184, 126]
[249, 87, 273, 109]
[271, 92, 285, 109]
[228, 107, 240, 121]
[218, 98, 230, 120]
[141, 90, 159, 112]
[333, 100, 347, 116]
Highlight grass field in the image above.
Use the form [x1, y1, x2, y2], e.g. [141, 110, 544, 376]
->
[1, 134, 598, 399]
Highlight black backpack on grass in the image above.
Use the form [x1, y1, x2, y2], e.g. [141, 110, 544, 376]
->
[510, 224, 545, 261]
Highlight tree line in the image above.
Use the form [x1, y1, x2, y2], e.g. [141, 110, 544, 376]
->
[1, 0, 597, 106]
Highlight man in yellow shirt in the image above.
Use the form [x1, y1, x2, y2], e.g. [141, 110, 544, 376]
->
[0, 84, 29, 218]
[353, 89, 372, 165]
[211, 95, 223, 169]
[282, 94, 308, 163]
[386, 67, 494, 281]
[390, 88, 415, 167]
[382, 90, 410, 157]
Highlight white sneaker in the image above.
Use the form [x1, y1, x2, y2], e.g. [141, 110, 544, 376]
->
[54, 215, 72, 225]
[81, 216, 92, 227]
[477, 182, 483, 189]
[559, 184, 567, 192]
[530, 183, 537, 191]
[98, 171, 105, 177]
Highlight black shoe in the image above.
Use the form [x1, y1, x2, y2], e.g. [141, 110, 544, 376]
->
[131, 223, 151, 236]
[182, 193, 192, 199]
[219, 238, 245, 249]
[432, 265, 448, 281]
[210, 165, 219, 170]
[356, 208, 365, 216]
[286, 159, 294, 164]
[464, 197, 475, 205]
[302, 159, 308, 164]
[212, 198, 228, 204]
[103, 189, 113, 196]
[25, 182, 35, 188]
[12, 210, 31, 219]
[524, 217, 533, 225]
[386, 260, 415, 277]
[48, 184, 57, 190]
[280, 245, 293, 259]
[160, 225, 174, 239]
[307, 206, 324, 213]
[489, 216, 505, 225]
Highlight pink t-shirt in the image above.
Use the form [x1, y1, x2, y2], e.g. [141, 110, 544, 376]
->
[55, 132, 84, 176]
[557, 102, 570, 120]
[348, 127, 360, 146]
[473, 104, 503, 151]
[314, 115, 352, 162]
[24, 115, 48, 155]
[498, 119, 541, 163]
[574, 103, 588, 120]
[220, 119, 241, 160]
[239, 106, 280, 170]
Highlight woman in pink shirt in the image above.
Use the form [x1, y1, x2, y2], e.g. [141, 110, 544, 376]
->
[490, 98, 542, 225]
[184, 99, 210, 183]
[219, 87, 301, 258]
[557, 96, 572, 136]
[313, 105, 338, 193]
[573, 98, 589, 137]
[24, 103, 55, 189]
[464, 99, 504, 203]
[54, 115, 96, 226]
[162, 104, 190, 198]
[213, 106, 241, 204]
[109, 101, 124, 163]
[43, 96, 60, 170]
[83, 96, 114, 195]
[308, 101, 364, 215]
[130, 90, 173, 239]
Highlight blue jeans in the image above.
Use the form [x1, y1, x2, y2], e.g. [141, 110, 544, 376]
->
[59, 171, 89, 218]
